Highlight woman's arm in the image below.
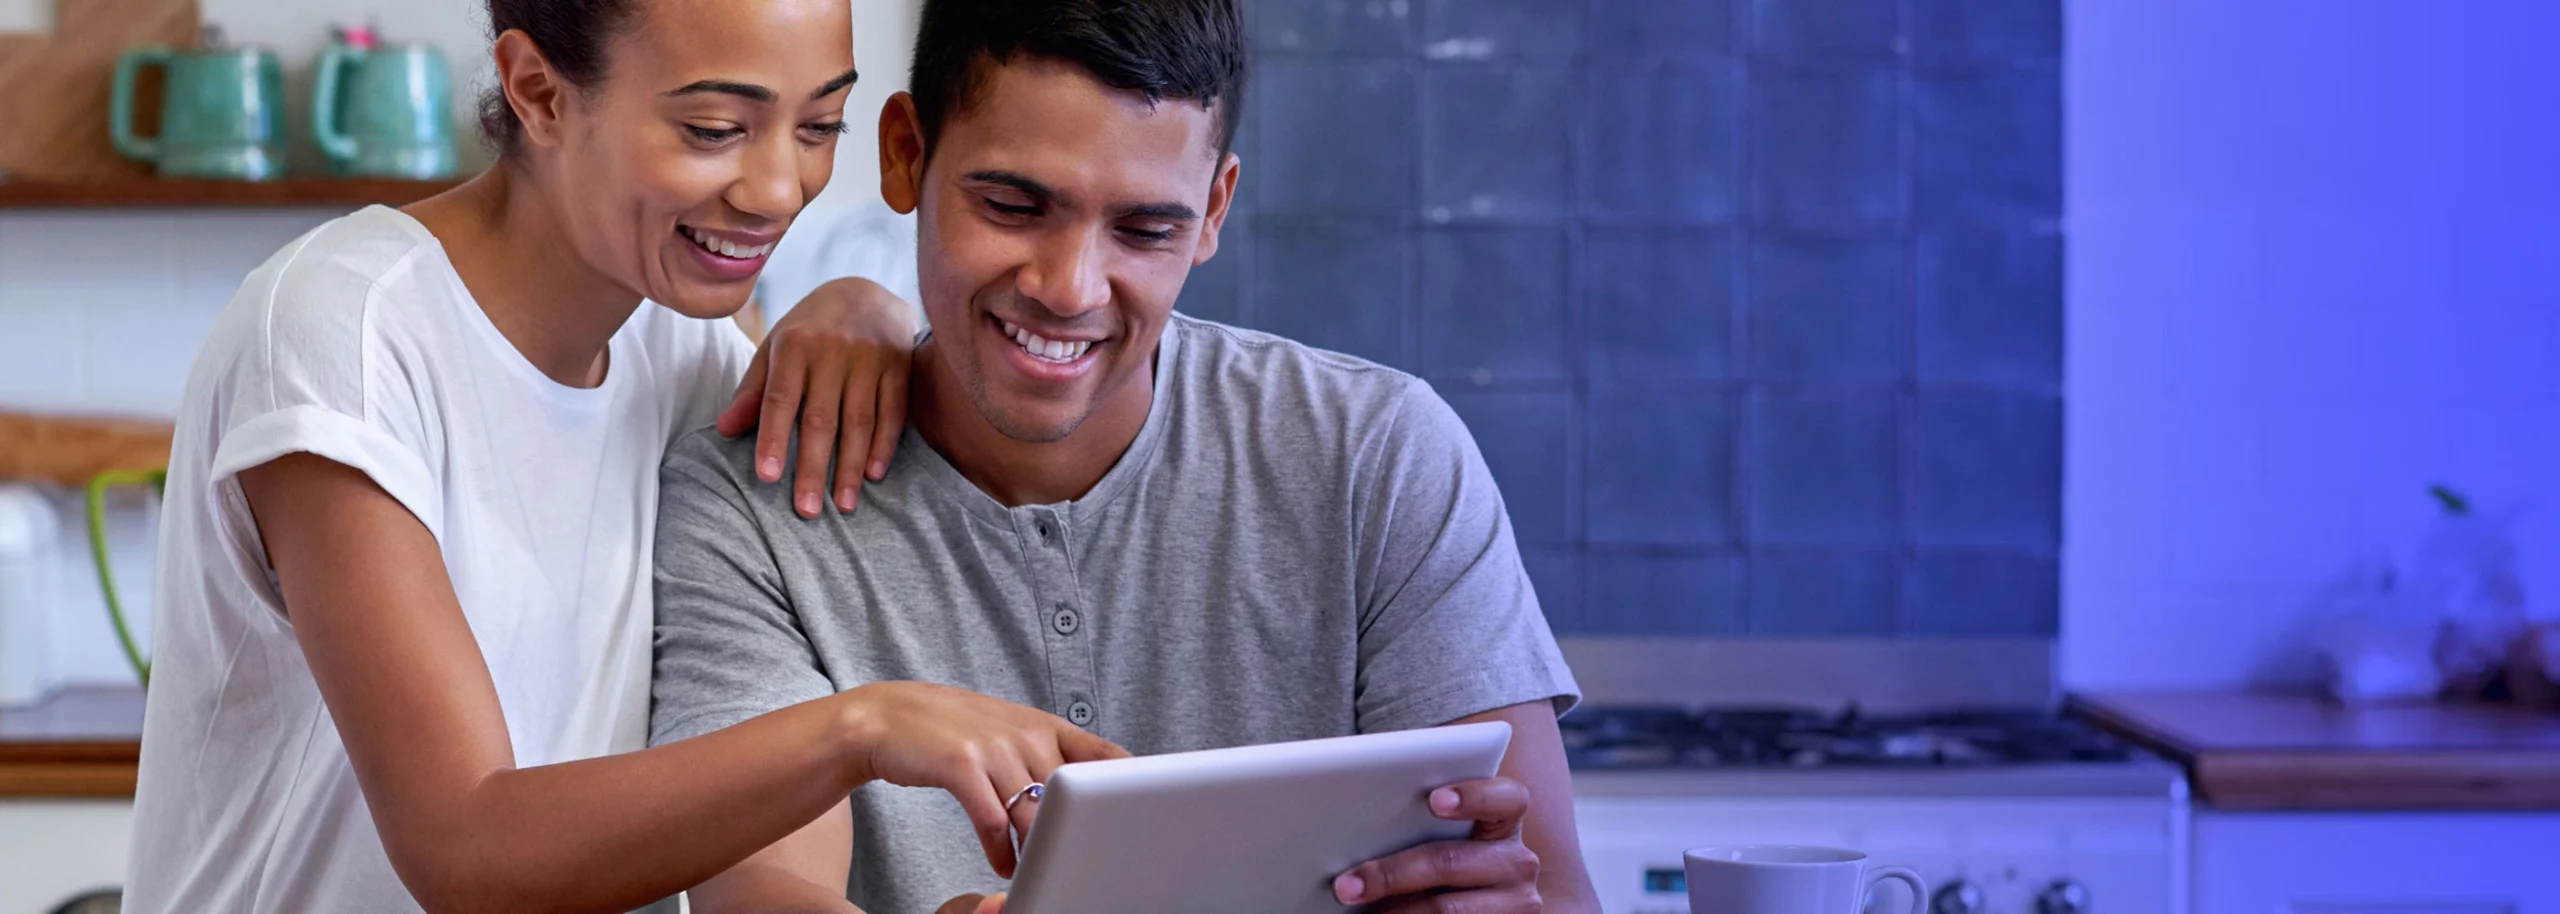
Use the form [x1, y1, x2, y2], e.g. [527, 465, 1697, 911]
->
[238, 453, 1113, 914]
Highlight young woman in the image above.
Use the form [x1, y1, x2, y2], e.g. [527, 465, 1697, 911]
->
[122, 1, 1110, 912]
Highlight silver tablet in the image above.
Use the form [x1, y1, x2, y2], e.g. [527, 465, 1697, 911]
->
[1005, 721, 1513, 914]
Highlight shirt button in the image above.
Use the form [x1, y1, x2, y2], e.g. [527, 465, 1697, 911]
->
[1051, 606, 1080, 636]
[1067, 701, 1095, 727]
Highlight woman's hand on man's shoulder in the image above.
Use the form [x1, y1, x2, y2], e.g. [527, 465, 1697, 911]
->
[717, 277, 922, 519]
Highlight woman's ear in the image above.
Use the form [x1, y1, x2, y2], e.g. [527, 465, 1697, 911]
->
[494, 30, 571, 149]
[878, 92, 926, 215]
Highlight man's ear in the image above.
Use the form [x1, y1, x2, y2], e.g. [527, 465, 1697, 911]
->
[1193, 152, 1242, 267]
[879, 92, 927, 215]
[494, 30, 570, 149]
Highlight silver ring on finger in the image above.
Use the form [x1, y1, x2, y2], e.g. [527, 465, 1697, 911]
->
[1005, 782, 1045, 856]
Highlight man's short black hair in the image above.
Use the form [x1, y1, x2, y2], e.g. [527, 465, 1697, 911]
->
[909, 0, 1247, 161]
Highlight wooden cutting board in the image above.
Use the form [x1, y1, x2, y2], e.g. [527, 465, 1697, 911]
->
[0, 0, 200, 182]
[2073, 691, 2560, 811]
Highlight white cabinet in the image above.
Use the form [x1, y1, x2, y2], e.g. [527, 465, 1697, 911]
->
[0, 800, 130, 914]
[2194, 811, 2560, 914]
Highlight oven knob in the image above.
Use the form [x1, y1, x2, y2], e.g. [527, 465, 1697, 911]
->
[1932, 881, 1987, 914]
[2038, 880, 2092, 914]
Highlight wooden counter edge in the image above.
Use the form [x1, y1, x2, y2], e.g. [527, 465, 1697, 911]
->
[0, 761, 139, 798]
[2068, 693, 2200, 761]
[2070, 694, 2560, 811]
[2194, 750, 2560, 811]
[0, 740, 143, 799]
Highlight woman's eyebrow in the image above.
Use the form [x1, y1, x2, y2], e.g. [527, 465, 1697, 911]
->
[666, 80, 776, 103]
[664, 67, 858, 105]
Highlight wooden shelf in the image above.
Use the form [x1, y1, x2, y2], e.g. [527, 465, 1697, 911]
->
[0, 412, 173, 487]
[0, 177, 461, 209]
[0, 688, 142, 799]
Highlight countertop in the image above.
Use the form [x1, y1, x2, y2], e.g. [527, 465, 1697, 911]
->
[0, 687, 142, 798]
[2072, 690, 2560, 811]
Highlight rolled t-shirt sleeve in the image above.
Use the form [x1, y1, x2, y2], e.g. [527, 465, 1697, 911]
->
[649, 428, 837, 746]
[1350, 380, 1580, 735]
[204, 246, 445, 547]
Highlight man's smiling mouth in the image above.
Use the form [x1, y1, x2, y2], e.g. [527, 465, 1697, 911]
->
[997, 316, 1097, 363]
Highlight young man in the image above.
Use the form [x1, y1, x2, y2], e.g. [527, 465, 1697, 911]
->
[648, 1, 1597, 911]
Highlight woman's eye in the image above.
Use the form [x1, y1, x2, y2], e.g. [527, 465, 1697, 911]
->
[686, 125, 744, 143]
[803, 121, 851, 138]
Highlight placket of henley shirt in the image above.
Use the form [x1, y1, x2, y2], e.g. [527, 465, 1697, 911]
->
[1017, 505, 1098, 729]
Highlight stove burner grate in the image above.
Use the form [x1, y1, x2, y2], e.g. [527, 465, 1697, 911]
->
[1560, 704, 2137, 771]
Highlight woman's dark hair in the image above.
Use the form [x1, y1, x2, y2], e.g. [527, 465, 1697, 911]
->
[476, 0, 642, 150]
[909, 0, 1246, 162]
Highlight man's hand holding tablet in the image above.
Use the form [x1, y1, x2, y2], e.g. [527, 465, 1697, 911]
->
[1332, 776, 1544, 912]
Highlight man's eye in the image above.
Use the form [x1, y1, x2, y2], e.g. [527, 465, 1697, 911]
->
[986, 199, 1040, 217]
[686, 125, 744, 143]
[1120, 225, 1177, 243]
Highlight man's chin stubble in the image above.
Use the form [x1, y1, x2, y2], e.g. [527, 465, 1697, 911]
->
[960, 371, 1086, 444]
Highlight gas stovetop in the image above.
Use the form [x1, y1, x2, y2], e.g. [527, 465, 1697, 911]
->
[1561, 705, 2140, 771]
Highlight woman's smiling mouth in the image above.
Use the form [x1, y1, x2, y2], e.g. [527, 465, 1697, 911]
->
[677, 224, 779, 282]
[680, 225, 777, 260]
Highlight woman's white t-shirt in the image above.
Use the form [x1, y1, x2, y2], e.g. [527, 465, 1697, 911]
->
[124, 206, 754, 912]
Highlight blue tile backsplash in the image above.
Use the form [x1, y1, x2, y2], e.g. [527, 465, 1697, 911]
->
[1443, 391, 1577, 547]
[1748, 64, 1907, 232]
[1582, 228, 1738, 383]
[1585, 0, 1736, 61]
[1585, 391, 1736, 546]
[1425, 67, 1574, 222]
[1256, 0, 1414, 57]
[1914, 69, 2063, 225]
[1420, 229, 1573, 382]
[1749, 0, 1904, 58]
[1748, 552, 1899, 634]
[1250, 224, 1410, 369]
[1747, 237, 1904, 382]
[1586, 552, 1745, 635]
[1579, 67, 1745, 224]
[1205, 0, 2063, 637]
[1750, 395, 1901, 547]
[1422, 0, 1579, 60]
[1255, 62, 1416, 216]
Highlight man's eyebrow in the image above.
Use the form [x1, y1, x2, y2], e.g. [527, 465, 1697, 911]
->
[963, 170, 1065, 204]
[811, 67, 860, 101]
[666, 80, 776, 103]
[1115, 202, 1200, 221]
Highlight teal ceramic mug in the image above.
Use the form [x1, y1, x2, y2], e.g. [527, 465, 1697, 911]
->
[110, 46, 288, 180]
[314, 41, 458, 179]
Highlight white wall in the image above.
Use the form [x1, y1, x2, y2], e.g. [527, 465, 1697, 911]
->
[2062, 0, 2560, 690]
[0, 0, 920, 692]
[0, 0, 51, 33]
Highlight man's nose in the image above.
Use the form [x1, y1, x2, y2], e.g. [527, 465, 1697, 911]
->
[1018, 227, 1111, 317]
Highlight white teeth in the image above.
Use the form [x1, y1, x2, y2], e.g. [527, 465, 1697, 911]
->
[683, 227, 774, 260]
[998, 318, 1094, 363]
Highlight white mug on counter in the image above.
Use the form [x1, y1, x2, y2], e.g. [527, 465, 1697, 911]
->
[1685, 845, 1925, 914]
